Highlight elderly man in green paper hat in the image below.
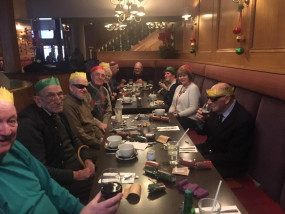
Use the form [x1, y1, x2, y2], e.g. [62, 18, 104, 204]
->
[0, 86, 123, 214]
[195, 82, 254, 178]
[158, 66, 180, 107]
[16, 76, 96, 204]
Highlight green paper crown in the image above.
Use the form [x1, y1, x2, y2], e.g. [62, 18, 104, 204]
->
[165, 66, 176, 75]
[34, 77, 60, 93]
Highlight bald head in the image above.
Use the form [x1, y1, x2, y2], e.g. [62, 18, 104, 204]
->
[211, 82, 231, 91]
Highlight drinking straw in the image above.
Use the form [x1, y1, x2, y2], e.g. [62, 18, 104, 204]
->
[211, 180, 222, 212]
[175, 128, 189, 146]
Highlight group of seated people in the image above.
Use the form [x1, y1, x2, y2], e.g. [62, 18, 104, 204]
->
[0, 60, 254, 213]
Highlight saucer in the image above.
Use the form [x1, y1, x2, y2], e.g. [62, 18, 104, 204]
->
[104, 143, 118, 151]
[115, 150, 138, 160]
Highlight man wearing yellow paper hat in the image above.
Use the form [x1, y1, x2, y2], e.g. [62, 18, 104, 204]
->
[0, 87, 122, 213]
[63, 72, 104, 150]
[195, 82, 254, 178]
[87, 66, 112, 132]
[16, 77, 95, 204]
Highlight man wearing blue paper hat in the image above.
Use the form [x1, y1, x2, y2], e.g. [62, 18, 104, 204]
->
[17, 77, 95, 204]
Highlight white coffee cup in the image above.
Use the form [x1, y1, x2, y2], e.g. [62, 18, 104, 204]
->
[118, 144, 134, 158]
[152, 108, 165, 116]
[107, 135, 122, 148]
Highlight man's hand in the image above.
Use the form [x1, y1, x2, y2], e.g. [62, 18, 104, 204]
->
[196, 108, 206, 122]
[84, 159, 95, 176]
[73, 167, 93, 181]
[81, 192, 122, 214]
[99, 123, 107, 132]
[159, 82, 167, 90]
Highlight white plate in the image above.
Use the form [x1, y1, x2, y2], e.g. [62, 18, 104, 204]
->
[115, 150, 138, 160]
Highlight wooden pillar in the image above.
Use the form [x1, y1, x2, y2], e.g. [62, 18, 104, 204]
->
[0, 0, 21, 73]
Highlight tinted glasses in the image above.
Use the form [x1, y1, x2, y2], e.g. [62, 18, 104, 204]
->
[207, 96, 225, 102]
[72, 84, 88, 89]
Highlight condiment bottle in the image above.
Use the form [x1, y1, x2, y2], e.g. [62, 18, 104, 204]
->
[181, 189, 195, 214]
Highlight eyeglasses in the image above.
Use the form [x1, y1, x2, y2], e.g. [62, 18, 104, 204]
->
[207, 96, 225, 102]
[72, 84, 88, 89]
[44, 92, 64, 102]
[94, 73, 106, 78]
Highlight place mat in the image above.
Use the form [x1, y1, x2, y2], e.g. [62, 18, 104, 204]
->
[195, 205, 241, 214]
[157, 126, 180, 131]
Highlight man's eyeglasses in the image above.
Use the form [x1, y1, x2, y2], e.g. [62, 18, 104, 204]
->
[72, 84, 88, 89]
[44, 92, 64, 102]
[207, 96, 225, 102]
[94, 73, 106, 78]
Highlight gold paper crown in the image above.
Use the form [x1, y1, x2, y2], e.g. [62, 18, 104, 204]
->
[206, 87, 235, 97]
[0, 87, 14, 104]
[69, 72, 87, 81]
[99, 62, 110, 69]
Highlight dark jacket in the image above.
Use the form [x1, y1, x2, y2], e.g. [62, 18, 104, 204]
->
[196, 101, 254, 177]
[163, 80, 180, 107]
[17, 103, 93, 184]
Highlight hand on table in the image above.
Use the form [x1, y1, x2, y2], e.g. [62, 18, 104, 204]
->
[81, 192, 123, 214]
[100, 123, 107, 132]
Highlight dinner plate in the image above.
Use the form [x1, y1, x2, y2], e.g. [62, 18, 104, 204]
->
[115, 150, 138, 160]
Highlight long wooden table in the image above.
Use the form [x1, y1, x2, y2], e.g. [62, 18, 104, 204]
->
[89, 114, 247, 214]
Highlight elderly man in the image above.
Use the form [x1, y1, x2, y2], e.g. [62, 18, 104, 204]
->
[109, 61, 126, 92]
[87, 66, 112, 132]
[195, 82, 254, 178]
[133, 61, 144, 83]
[158, 66, 180, 107]
[101, 62, 117, 102]
[63, 72, 104, 151]
[0, 86, 122, 213]
[17, 77, 95, 204]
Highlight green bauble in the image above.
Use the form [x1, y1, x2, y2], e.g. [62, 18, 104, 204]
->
[190, 49, 195, 54]
[236, 47, 244, 55]
[237, 3, 244, 12]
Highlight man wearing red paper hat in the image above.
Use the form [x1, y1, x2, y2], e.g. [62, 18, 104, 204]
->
[0, 86, 122, 213]
[87, 66, 112, 132]
[195, 82, 254, 178]
[63, 72, 104, 150]
[17, 77, 96, 204]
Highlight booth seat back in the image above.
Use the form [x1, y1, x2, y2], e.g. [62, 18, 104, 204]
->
[248, 96, 285, 204]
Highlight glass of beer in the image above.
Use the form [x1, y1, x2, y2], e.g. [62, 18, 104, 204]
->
[100, 168, 122, 199]
[201, 103, 211, 118]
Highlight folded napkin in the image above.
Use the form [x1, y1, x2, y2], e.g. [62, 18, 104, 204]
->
[120, 172, 136, 184]
[195, 205, 241, 214]
[179, 146, 198, 153]
[125, 141, 149, 150]
[157, 126, 180, 131]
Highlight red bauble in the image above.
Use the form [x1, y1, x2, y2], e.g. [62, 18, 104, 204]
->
[233, 27, 241, 34]
[190, 37, 195, 42]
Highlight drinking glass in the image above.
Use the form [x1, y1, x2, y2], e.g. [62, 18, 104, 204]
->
[198, 198, 221, 214]
[201, 103, 211, 118]
[100, 168, 122, 199]
[129, 79, 134, 86]
[167, 141, 179, 165]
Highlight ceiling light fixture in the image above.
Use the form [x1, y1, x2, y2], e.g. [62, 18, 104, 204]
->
[146, 22, 166, 29]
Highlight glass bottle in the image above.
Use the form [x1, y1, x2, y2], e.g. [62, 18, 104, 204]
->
[181, 189, 195, 214]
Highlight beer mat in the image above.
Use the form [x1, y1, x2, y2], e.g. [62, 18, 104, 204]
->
[157, 126, 180, 131]
[123, 183, 141, 204]
[195, 205, 241, 214]
[156, 135, 170, 144]
[172, 167, 189, 176]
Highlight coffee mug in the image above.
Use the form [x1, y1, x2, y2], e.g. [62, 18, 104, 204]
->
[152, 108, 165, 116]
[118, 144, 134, 158]
[107, 135, 122, 148]
[123, 96, 131, 103]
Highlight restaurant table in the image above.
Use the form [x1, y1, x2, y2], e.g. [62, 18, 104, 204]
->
[89, 114, 247, 214]
[117, 90, 168, 114]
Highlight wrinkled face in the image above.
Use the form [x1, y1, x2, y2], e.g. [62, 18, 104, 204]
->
[178, 73, 190, 86]
[0, 101, 17, 159]
[104, 71, 112, 83]
[164, 72, 175, 82]
[111, 64, 119, 75]
[91, 68, 106, 86]
[70, 77, 88, 100]
[134, 63, 143, 76]
[34, 85, 64, 113]
[208, 95, 230, 114]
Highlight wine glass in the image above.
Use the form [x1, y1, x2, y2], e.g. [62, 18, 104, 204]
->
[100, 168, 122, 199]
[201, 103, 211, 118]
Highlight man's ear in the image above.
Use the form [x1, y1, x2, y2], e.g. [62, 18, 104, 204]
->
[33, 96, 42, 107]
[224, 95, 231, 104]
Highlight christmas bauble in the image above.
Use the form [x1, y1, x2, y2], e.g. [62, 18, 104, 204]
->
[236, 47, 244, 55]
[190, 37, 195, 42]
[190, 49, 195, 54]
[233, 27, 241, 34]
[190, 42, 195, 47]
